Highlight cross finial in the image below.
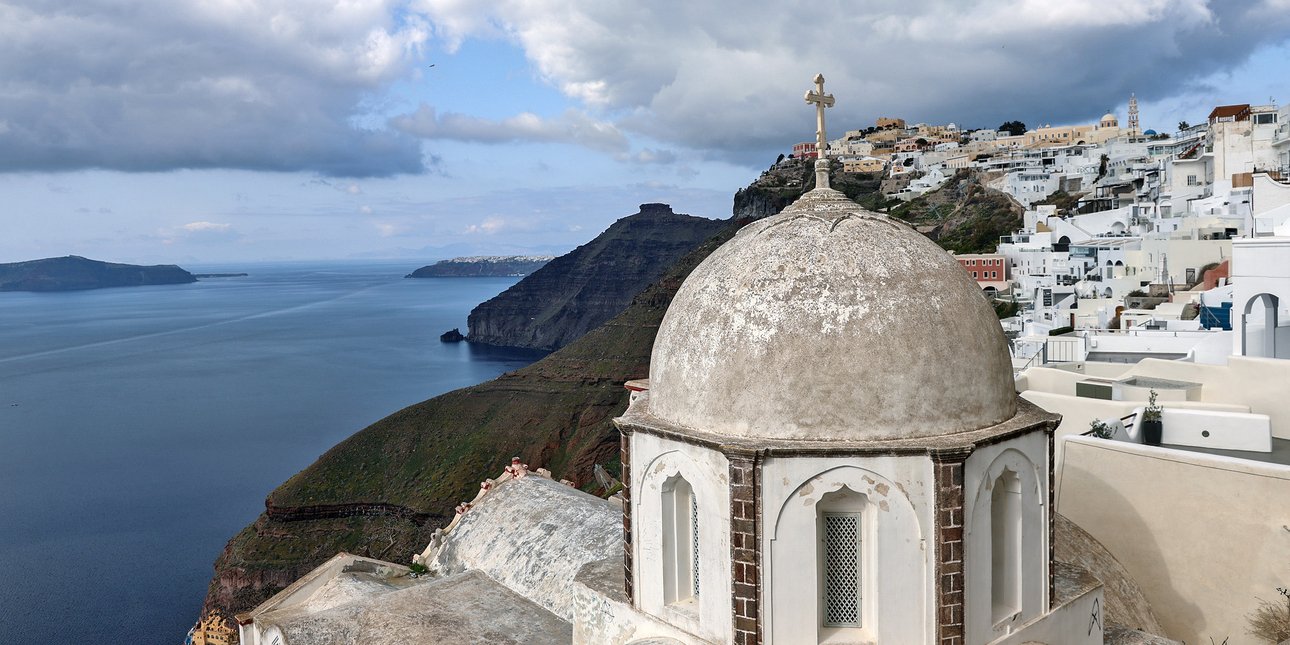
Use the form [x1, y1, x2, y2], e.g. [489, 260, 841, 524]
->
[804, 73, 835, 189]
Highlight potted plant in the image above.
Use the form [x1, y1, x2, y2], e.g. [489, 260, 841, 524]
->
[1087, 419, 1114, 439]
[1140, 389, 1163, 446]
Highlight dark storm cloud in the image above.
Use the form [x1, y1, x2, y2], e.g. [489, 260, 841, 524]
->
[0, 0, 429, 176]
[419, 0, 1290, 164]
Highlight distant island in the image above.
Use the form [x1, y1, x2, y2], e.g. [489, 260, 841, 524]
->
[405, 255, 554, 278]
[0, 256, 197, 292]
[193, 273, 248, 278]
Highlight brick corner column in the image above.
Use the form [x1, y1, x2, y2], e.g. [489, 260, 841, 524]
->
[729, 452, 763, 645]
[932, 449, 971, 645]
[1047, 428, 1056, 611]
[620, 428, 634, 603]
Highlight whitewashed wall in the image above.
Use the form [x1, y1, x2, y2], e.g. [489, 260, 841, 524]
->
[963, 432, 1050, 644]
[761, 455, 934, 644]
[631, 433, 731, 643]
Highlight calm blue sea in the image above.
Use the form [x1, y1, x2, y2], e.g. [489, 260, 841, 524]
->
[0, 261, 541, 644]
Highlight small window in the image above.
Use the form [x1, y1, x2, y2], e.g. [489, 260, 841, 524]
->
[991, 470, 1023, 623]
[822, 512, 862, 627]
[1187, 174, 1198, 186]
[662, 477, 699, 605]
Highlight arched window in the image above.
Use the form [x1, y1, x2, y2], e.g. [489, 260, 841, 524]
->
[817, 487, 867, 634]
[661, 476, 699, 605]
[991, 469, 1022, 624]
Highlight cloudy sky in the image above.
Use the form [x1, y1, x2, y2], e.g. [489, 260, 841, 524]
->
[2, 0, 1288, 264]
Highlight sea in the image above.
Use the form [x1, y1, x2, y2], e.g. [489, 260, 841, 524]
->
[0, 261, 544, 644]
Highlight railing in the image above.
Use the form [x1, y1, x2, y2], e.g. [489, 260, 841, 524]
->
[1015, 346, 1047, 373]
[1081, 412, 1138, 437]
[1081, 328, 1212, 337]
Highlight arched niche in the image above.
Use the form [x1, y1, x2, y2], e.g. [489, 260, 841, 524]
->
[1242, 293, 1280, 358]
[634, 449, 730, 642]
[964, 448, 1045, 644]
[766, 465, 926, 645]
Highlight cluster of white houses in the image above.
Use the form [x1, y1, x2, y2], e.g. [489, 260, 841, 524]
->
[226, 83, 1289, 645]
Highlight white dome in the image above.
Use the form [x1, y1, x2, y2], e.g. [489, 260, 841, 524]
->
[647, 188, 1017, 442]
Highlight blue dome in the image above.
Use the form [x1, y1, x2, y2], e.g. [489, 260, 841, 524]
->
[1143, 129, 1157, 135]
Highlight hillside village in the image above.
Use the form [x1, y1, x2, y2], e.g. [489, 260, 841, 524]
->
[788, 98, 1289, 348]
[195, 90, 1290, 645]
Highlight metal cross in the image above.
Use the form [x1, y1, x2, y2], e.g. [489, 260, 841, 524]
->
[804, 73, 835, 189]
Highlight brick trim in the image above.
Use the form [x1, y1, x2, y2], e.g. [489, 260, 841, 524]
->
[621, 428, 634, 603]
[729, 454, 763, 645]
[932, 450, 970, 645]
[1047, 431, 1055, 610]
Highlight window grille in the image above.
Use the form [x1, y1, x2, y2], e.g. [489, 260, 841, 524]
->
[822, 512, 862, 626]
[690, 492, 700, 597]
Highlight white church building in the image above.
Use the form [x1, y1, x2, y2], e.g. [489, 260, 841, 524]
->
[235, 78, 1141, 645]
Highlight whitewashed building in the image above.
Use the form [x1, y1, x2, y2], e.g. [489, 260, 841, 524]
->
[618, 185, 1101, 645]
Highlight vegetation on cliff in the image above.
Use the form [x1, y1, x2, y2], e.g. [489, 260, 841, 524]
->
[465, 203, 725, 351]
[201, 163, 1022, 622]
[888, 169, 1024, 254]
[203, 222, 740, 619]
[0, 255, 196, 291]
[732, 157, 887, 220]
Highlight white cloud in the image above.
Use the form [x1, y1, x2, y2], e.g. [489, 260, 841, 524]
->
[463, 217, 507, 234]
[180, 221, 233, 234]
[0, 0, 429, 175]
[616, 148, 677, 165]
[414, 0, 1290, 162]
[374, 221, 410, 237]
[391, 106, 629, 153]
[160, 220, 242, 245]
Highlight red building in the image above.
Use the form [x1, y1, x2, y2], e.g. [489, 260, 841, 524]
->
[955, 253, 1009, 293]
[791, 141, 817, 159]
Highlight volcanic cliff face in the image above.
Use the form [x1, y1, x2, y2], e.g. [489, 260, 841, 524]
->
[0, 255, 196, 291]
[199, 165, 1019, 627]
[464, 203, 726, 351]
[202, 223, 741, 621]
[732, 157, 886, 221]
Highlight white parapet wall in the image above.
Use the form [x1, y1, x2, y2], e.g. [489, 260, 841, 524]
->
[1057, 436, 1290, 644]
[1158, 407, 1272, 452]
[1022, 356, 1290, 440]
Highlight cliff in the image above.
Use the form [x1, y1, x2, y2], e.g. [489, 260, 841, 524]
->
[202, 222, 741, 620]
[464, 203, 725, 351]
[0, 255, 196, 292]
[199, 163, 1017, 627]
[732, 157, 886, 221]
[888, 169, 1024, 254]
[406, 256, 554, 278]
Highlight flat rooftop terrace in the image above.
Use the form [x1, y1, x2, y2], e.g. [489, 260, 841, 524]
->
[1163, 437, 1290, 467]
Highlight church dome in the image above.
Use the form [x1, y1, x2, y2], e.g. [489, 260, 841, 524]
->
[647, 188, 1016, 442]
[1100, 113, 1118, 127]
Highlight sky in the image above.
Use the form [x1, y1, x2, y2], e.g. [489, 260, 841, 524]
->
[1, 0, 1288, 264]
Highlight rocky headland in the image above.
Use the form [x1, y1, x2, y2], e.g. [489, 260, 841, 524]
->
[202, 220, 740, 619]
[199, 163, 1021, 627]
[888, 169, 1024, 254]
[405, 256, 554, 278]
[0, 255, 197, 292]
[464, 203, 726, 351]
